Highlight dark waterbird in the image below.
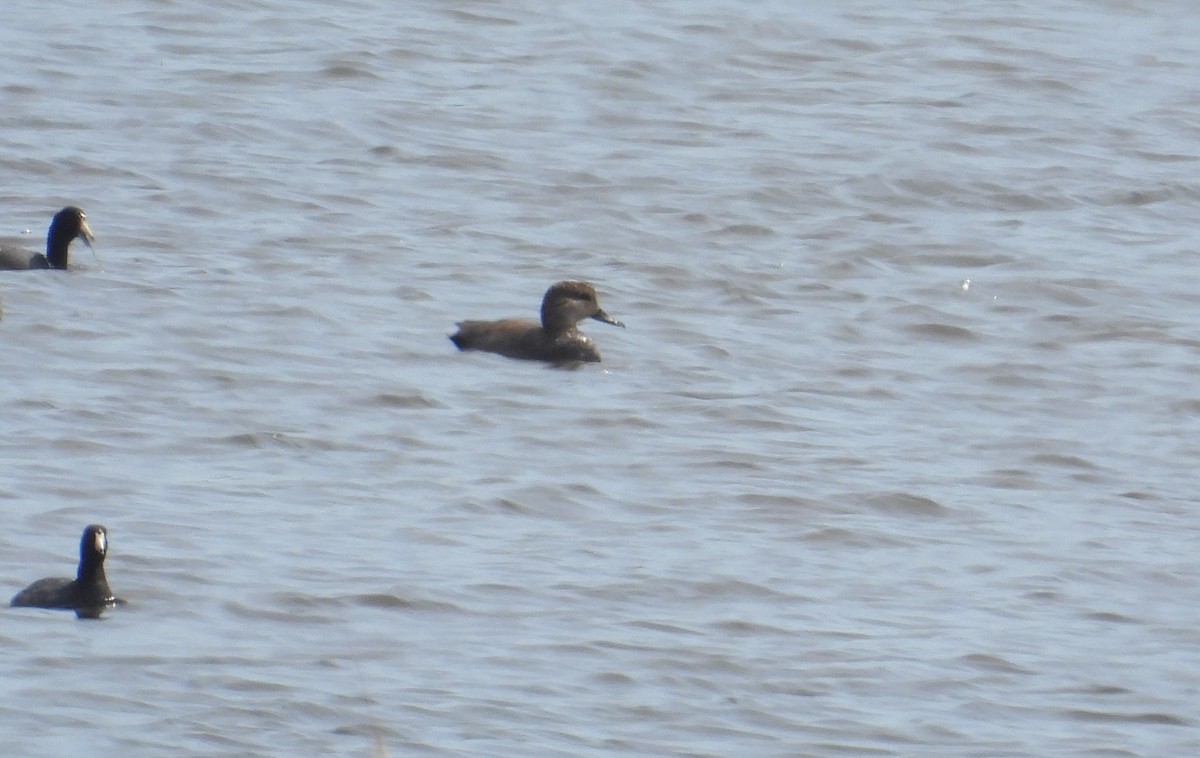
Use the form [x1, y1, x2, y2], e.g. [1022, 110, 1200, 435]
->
[10, 524, 122, 619]
[450, 280, 625, 364]
[0, 206, 95, 270]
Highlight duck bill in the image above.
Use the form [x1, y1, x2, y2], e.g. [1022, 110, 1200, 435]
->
[591, 309, 625, 328]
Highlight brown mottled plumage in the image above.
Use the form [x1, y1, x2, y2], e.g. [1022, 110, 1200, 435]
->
[450, 280, 624, 364]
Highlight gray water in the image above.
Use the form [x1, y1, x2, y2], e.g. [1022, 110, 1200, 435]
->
[2, 1, 1199, 756]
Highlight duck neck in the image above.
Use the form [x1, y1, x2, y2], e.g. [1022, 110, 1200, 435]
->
[45, 228, 72, 269]
[78, 551, 106, 583]
[540, 308, 578, 337]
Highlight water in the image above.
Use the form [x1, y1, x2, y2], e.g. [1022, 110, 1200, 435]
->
[2, 1, 1199, 755]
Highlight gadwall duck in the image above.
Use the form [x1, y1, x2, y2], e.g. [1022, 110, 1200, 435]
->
[11, 524, 121, 619]
[450, 280, 625, 364]
[0, 206, 94, 270]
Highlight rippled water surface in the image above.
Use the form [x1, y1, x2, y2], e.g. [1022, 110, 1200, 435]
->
[2, 1, 1200, 756]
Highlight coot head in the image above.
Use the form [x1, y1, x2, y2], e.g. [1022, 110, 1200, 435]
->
[45, 206, 94, 269]
[77, 524, 108, 578]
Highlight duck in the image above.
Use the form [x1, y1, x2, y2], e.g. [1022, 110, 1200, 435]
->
[450, 280, 624, 364]
[0, 206, 95, 270]
[10, 524, 121, 619]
